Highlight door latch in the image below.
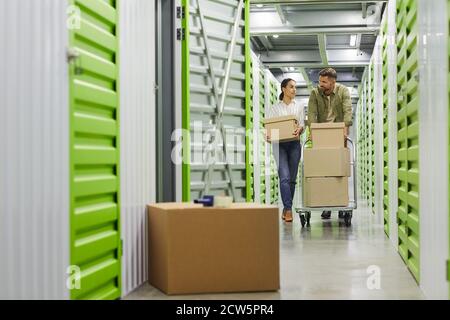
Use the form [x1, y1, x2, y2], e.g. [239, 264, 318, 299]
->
[66, 48, 83, 75]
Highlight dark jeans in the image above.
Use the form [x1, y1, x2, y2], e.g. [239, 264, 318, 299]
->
[272, 140, 301, 211]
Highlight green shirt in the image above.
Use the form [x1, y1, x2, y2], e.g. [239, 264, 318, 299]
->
[307, 83, 353, 127]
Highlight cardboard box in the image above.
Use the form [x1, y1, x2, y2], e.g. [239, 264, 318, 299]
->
[263, 115, 299, 142]
[304, 147, 350, 177]
[147, 202, 280, 295]
[304, 177, 349, 207]
[311, 122, 345, 148]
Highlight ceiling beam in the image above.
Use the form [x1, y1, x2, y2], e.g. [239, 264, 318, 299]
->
[356, 33, 362, 55]
[275, 5, 287, 24]
[299, 67, 313, 90]
[265, 61, 370, 68]
[251, 26, 380, 36]
[258, 35, 273, 50]
[251, 0, 387, 4]
[362, 3, 367, 18]
[318, 34, 328, 66]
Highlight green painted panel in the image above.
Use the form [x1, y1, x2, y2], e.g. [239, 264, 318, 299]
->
[69, 0, 121, 299]
[397, 0, 420, 283]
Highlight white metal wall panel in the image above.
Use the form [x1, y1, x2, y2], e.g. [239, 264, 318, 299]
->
[387, 0, 399, 248]
[251, 52, 261, 203]
[175, 0, 183, 202]
[119, 0, 156, 297]
[0, 0, 70, 299]
[417, 0, 449, 299]
[373, 37, 384, 225]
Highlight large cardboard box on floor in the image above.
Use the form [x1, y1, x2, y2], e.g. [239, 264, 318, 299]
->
[311, 122, 345, 148]
[304, 177, 349, 207]
[304, 147, 350, 177]
[263, 115, 299, 142]
[147, 202, 280, 295]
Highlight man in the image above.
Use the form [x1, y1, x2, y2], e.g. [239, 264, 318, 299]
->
[307, 68, 353, 219]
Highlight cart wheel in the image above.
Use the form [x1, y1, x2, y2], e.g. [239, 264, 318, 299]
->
[300, 214, 306, 228]
[305, 211, 311, 226]
[344, 211, 353, 227]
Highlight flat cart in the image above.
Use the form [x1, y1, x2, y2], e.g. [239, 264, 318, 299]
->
[295, 137, 357, 228]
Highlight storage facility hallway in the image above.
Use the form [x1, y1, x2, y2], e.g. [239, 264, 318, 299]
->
[1, 0, 449, 302]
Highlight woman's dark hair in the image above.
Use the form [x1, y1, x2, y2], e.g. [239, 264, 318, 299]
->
[279, 78, 295, 100]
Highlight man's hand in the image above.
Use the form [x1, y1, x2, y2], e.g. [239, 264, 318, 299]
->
[344, 126, 349, 138]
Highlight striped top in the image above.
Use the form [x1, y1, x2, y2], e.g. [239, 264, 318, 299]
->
[267, 99, 305, 127]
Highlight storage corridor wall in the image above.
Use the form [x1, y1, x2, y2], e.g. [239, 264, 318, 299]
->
[358, 0, 449, 298]
[181, 0, 249, 202]
[0, 0, 157, 299]
[119, 0, 157, 297]
[250, 53, 281, 206]
[417, 0, 449, 299]
[0, 0, 70, 300]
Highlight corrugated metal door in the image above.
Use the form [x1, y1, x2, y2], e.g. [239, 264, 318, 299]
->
[182, 0, 249, 202]
[0, 0, 70, 299]
[68, 0, 122, 299]
[119, 0, 156, 297]
[382, 20, 390, 235]
[397, 0, 420, 282]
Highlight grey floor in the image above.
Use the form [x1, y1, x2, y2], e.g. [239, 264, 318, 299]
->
[125, 199, 424, 300]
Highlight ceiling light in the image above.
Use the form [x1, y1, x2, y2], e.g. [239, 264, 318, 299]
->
[350, 34, 357, 47]
[288, 67, 295, 72]
[256, 4, 263, 8]
[273, 34, 279, 38]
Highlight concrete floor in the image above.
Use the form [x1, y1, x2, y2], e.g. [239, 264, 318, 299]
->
[125, 199, 424, 300]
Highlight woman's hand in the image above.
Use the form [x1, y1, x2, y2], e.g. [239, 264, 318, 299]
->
[293, 126, 304, 137]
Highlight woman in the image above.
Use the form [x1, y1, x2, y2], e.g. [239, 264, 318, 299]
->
[265, 78, 305, 222]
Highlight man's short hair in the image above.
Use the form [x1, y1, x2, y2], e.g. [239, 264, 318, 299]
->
[319, 68, 337, 80]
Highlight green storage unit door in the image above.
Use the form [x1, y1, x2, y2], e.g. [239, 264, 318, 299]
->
[269, 80, 279, 204]
[371, 63, 375, 214]
[396, 0, 420, 282]
[247, 57, 254, 201]
[382, 20, 390, 236]
[69, 0, 121, 299]
[365, 79, 371, 202]
[259, 69, 266, 203]
[182, 0, 248, 202]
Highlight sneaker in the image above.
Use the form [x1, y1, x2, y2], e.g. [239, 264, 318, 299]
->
[284, 209, 293, 222]
[321, 211, 331, 219]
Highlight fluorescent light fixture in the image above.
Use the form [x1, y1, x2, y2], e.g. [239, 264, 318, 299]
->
[350, 34, 357, 47]
[273, 34, 279, 38]
[288, 67, 295, 72]
[256, 4, 263, 8]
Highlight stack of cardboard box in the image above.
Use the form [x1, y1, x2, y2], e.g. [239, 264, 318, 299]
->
[303, 123, 350, 207]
